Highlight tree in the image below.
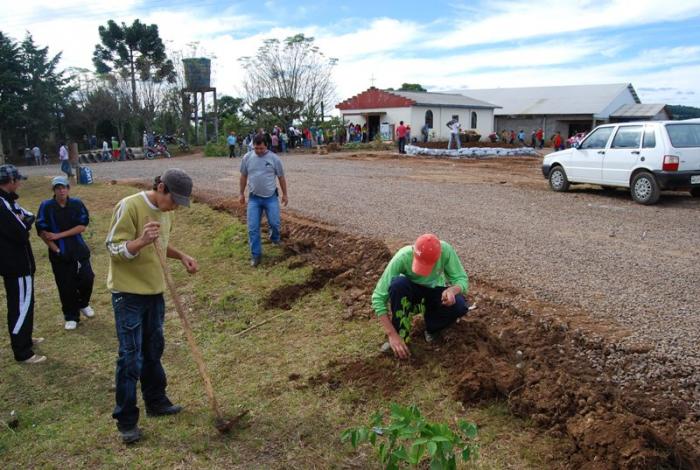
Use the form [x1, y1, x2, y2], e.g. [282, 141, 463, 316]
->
[239, 34, 337, 127]
[0, 31, 26, 162]
[398, 83, 427, 92]
[218, 95, 244, 119]
[92, 19, 175, 110]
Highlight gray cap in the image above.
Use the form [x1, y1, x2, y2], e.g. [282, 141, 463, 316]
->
[0, 164, 27, 182]
[161, 168, 193, 207]
[52, 176, 70, 188]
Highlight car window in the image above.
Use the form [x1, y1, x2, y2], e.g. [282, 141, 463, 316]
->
[666, 124, 700, 148]
[642, 126, 656, 148]
[579, 127, 614, 149]
[611, 126, 642, 149]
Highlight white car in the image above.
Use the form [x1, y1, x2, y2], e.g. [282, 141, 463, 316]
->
[542, 120, 700, 204]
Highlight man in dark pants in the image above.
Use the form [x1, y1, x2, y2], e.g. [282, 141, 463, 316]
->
[0, 164, 46, 364]
[36, 176, 95, 331]
[105, 169, 198, 444]
[371, 234, 469, 359]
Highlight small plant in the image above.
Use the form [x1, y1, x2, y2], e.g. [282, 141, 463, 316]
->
[394, 297, 425, 343]
[341, 403, 478, 470]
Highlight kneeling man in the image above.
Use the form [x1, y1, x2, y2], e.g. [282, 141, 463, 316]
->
[372, 234, 469, 359]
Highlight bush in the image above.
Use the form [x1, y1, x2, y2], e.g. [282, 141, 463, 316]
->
[204, 138, 228, 157]
[341, 403, 479, 470]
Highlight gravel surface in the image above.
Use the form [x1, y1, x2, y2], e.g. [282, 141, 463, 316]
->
[22, 153, 700, 406]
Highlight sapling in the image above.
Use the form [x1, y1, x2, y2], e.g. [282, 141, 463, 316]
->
[394, 297, 426, 344]
[341, 403, 478, 470]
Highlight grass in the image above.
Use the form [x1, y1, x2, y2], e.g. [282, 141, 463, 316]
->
[0, 178, 567, 468]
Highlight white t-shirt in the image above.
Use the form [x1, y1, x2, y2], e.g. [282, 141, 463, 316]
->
[59, 146, 68, 160]
[450, 122, 461, 134]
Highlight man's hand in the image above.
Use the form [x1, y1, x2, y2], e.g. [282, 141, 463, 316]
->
[181, 254, 199, 274]
[441, 287, 457, 307]
[43, 232, 60, 241]
[140, 221, 161, 244]
[238, 194, 246, 205]
[281, 194, 288, 206]
[389, 333, 410, 359]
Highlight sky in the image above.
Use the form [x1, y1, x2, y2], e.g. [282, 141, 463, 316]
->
[3, 0, 700, 108]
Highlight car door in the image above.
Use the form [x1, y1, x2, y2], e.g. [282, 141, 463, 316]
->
[568, 126, 614, 182]
[603, 125, 644, 186]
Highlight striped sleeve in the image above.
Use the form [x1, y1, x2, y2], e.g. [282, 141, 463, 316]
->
[105, 199, 138, 260]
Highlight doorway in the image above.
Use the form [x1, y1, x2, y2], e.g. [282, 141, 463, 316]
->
[368, 115, 380, 141]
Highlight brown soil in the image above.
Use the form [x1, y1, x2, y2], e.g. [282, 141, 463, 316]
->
[140, 184, 700, 470]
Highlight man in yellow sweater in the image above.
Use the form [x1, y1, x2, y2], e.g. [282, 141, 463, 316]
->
[105, 169, 198, 444]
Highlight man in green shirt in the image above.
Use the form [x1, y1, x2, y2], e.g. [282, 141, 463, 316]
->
[105, 168, 198, 444]
[372, 234, 469, 359]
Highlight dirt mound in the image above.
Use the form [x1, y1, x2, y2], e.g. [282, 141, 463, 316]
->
[183, 186, 700, 469]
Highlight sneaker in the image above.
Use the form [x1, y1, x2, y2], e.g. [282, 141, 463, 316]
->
[146, 403, 183, 417]
[119, 426, 143, 444]
[80, 306, 95, 318]
[21, 354, 47, 364]
[250, 257, 261, 267]
[32, 337, 45, 345]
[380, 342, 392, 354]
[270, 239, 283, 247]
[65, 321, 78, 330]
[424, 330, 437, 343]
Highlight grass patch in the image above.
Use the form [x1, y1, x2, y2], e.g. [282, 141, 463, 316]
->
[0, 178, 566, 468]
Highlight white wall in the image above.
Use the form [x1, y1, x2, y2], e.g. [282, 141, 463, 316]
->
[598, 87, 638, 119]
[341, 106, 494, 140]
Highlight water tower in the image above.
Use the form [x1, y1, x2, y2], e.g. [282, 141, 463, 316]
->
[181, 58, 218, 145]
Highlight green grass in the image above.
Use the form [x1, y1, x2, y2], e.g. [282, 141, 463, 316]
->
[0, 178, 566, 468]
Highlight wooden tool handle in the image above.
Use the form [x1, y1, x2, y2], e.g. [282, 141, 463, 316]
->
[153, 238, 222, 420]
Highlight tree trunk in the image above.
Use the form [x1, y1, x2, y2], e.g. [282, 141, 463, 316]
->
[0, 128, 5, 164]
[129, 49, 138, 111]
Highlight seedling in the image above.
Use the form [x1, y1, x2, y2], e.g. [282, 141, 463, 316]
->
[394, 297, 426, 344]
[341, 403, 478, 470]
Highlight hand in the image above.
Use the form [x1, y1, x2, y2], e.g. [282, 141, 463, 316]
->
[44, 232, 60, 241]
[281, 194, 288, 207]
[239, 194, 246, 205]
[389, 333, 410, 359]
[140, 221, 161, 244]
[181, 254, 199, 274]
[441, 288, 456, 307]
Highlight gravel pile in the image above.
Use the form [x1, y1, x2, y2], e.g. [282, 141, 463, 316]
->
[23, 153, 700, 409]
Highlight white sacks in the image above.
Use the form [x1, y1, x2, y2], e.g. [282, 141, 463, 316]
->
[404, 145, 538, 158]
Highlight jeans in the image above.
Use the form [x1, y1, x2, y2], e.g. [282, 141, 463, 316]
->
[229, 145, 236, 158]
[247, 192, 281, 259]
[398, 137, 406, 154]
[60, 160, 72, 177]
[50, 258, 94, 322]
[388, 276, 468, 335]
[112, 292, 171, 431]
[448, 134, 461, 150]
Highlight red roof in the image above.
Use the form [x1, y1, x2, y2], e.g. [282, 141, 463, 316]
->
[336, 87, 415, 110]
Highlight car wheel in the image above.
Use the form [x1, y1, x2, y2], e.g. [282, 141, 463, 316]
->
[630, 172, 660, 205]
[548, 166, 570, 192]
[690, 187, 700, 197]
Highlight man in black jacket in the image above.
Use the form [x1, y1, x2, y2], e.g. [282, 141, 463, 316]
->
[36, 176, 94, 331]
[0, 165, 45, 363]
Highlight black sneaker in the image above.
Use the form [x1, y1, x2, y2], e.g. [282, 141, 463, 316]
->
[250, 257, 261, 267]
[119, 426, 142, 444]
[146, 403, 183, 417]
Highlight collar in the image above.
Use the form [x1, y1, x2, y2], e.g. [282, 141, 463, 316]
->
[0, 188, 18, 201]
[140, 191, 159, 211]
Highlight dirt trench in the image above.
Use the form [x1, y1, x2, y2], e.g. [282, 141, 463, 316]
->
[188, 187, 699, 469]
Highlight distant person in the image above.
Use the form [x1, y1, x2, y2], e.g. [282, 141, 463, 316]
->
[103, 139, 111, 161]
[421, 123, 430, 143]
[271, 132, 279, 153]
[553, 131, 564, 151]
[280, 131, 288, 153]
[396, 121, 408, 154]
[0, 164, 45, 364]
[517, 130, 525, 144]
[239, 135, 288, 267]
[447, 119, 461, 150]
[510, 130, 515, 144]
[112, 137, 119, 160]
[530, 130, 537, 147]
[227, 132, 237, 158]
[32, 145, 42, 166]
[372, 234, 469, 359]
[59, 143, 72, 177]
[24, 148, 33, 167]
[36, 176, 95, 331]
[120, 139, 128, 161]
[536, 128, 544, 149]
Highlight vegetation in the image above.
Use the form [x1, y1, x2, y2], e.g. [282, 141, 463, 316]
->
[387, 83, 428, 92]
[342, 403, 479, 469]
[667, 104, 700, 120]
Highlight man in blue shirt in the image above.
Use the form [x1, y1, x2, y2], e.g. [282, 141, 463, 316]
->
[36, 176, 95, 331]
[227, 132, 237, 158]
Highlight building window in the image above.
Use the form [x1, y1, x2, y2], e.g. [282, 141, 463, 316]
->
[471, 111, 477, 129]
[425, 110, 433, 129]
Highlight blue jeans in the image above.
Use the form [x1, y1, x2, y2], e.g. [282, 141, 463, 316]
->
[388, 276, 468, 334]
[247, 192, 281, 259]
[60, 160, 72, 177]
[112, 292, 170, 431]
[448, 134, 461, 150]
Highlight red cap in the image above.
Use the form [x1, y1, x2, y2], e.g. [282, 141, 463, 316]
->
[412, 234, 441, 276]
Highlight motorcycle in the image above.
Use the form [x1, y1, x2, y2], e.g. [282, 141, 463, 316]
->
[144, 138, 171, 159]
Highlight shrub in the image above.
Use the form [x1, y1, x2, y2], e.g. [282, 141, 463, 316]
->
[204, 138, 228, 157]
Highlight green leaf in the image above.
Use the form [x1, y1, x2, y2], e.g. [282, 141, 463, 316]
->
[340, 429, 352, 443]
[431, 436, 451, 443]
[408, 443, 425, 465]
[350, 430, 358, 448]
[392, 446, 408, 462]
[427, 441, 438, 457]
[459, 420, 478, 439]
[461, 447, 471, 461]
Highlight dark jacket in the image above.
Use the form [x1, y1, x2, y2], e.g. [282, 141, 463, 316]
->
[36, 196, 90, 262]
[0, 188, 36, 277]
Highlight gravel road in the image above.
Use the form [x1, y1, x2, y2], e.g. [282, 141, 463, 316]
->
[22, 153, 700, 402]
